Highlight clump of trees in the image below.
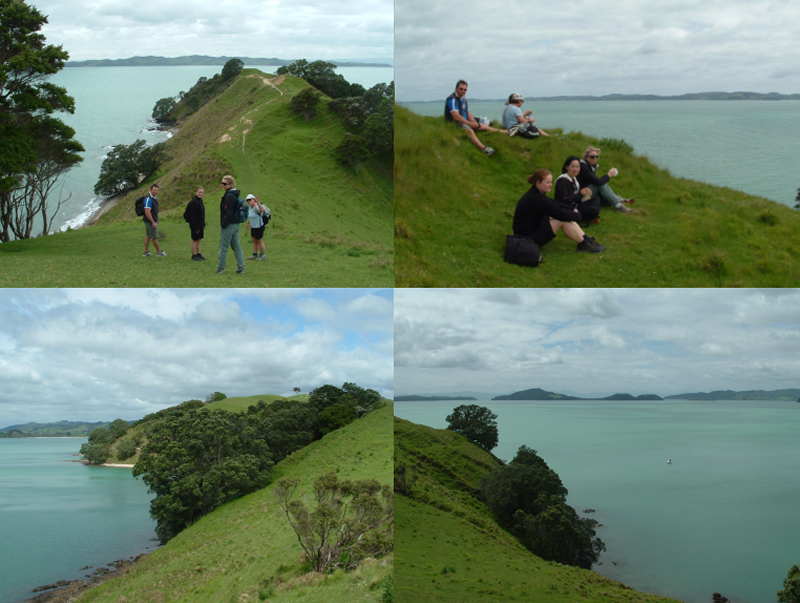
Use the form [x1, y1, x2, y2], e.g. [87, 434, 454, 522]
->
[445, 404, 499, 452]
[0, 0, 85, 241]
[779, 564, 800, 603]
[289, 87, 322, 121]
[277, 60, 364, 99]
[476, 445, 605, 569]
[93, 139, 167, 197]
[79, 418, 130, 464]
[275, 472, 393, 573]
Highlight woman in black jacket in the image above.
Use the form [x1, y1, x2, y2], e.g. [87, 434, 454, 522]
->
[184, 187, 207, 261]
[555, 156, 601, 224]
[512, 169, 605, 253]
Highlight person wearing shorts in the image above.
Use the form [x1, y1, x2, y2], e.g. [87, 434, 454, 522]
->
[245, 194, 268, 260]
[184, 187, 206, 261]
[142, 183, 166, 257]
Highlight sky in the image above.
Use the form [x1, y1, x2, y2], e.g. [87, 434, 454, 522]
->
[33, 0, 393, 64]
[0, 289, 394, 428]
[394, 288, 800, 399]
[395, 0, 800, 102]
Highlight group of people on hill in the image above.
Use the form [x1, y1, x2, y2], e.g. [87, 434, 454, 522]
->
[444, 80, 636, 259]
[140, 174, 270, 273]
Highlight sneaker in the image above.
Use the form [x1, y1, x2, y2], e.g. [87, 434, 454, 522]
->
[256, 254, 265, 261]
[483, 146, 496, 156]
[191, 254, 202, 261]
[577, 238, 606, 253]
[247, 253, 258, 260]
[216, 268, 224, 273]
[156, 251, 167, 256]
[622, 198, 636, 204]
[615, 204, 632, 213]
[198, 254, 208, 261]
[235, 268, 245, 274]
[508, 125, 520, 137]
[142, 252, 151, 257]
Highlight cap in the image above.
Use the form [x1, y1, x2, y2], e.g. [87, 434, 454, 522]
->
[246, 194, 256, 200]
[511, 92, 525, 101]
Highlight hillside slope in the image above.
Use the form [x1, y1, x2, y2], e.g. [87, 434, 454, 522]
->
[394, 416, 683, 603]
[0, 69, 392, 287]
[395, 106, 800, 287]
[76, 401, 393, 603]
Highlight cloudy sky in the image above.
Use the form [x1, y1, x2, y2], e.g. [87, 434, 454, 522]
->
[395, 288, 800, 399]
[0, 289, 393, 429]
[33, 0, 393, 63]
[395, 0, 800, 101]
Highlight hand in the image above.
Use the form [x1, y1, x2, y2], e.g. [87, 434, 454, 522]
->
[609, 168, 618, 177]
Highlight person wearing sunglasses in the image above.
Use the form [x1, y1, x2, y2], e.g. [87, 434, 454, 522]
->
[217, 175, 246, 274]
[444, 80, 506, 157]
[578, 146, 635, 213]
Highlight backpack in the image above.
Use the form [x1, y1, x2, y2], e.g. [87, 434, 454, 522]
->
[134, 196, 146, 216]
[504, 234, 541, 267]
[234, 194, 249, 224]
[260, 206, 271, 227]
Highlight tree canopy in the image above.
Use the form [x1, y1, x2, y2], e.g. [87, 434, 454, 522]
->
[0, 0, 84, 241]
[445, 404, 499, 451]
[779, 564, 800, 603]
[93, 139, 167, 197]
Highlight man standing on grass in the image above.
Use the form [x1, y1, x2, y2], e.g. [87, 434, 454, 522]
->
[216, 175, 245, 274]
[143, 183, 166, 257]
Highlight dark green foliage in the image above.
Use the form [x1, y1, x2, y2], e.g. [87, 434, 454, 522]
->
[274, 472, 393, 572]
[221, 58, 244, 81]
[327, 82, 394, 156]
[778, 564, 800, 603]
[445, 404, 499, 452]
[393, 462, 415, 496]
[84, 443, 111, 465]
[382, 570, 394, 603]
[289, 87, 322, 121]
[88, 426, 111, 445]
[206, 391, 227, 402]
[334, 133, 370, 174]
[107, 418, 129, 441]
[93, 139, 167, 196]
[254, 399, 317, 462]
[0, 0, 84, 241]
[152, 96, 177, 124]
[116, 437, 137, 460]
[133, 408, 274, 543]
[477, 446, 605, 569]
[308, 384, 346, 410]
[277, 59, 360, 99]
[318, 402, 357, 435]
[599, 137, 635, 155]
[795, 188, 799, 210]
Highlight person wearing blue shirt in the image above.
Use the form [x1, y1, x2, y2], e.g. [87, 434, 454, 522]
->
[444, 80, 506, 157]
[142, 183, 166, 257]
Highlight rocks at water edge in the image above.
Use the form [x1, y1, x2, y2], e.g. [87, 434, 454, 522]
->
[712, 593, 730, 603]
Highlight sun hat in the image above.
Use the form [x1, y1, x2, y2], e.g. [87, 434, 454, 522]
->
[246, 194, 256, 200]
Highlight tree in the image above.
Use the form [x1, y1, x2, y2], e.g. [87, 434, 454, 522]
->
[318, 402, 357, 435]
[274, 472, 393, 573]
[290, 87, 322, 121]
[277, 59, 353, 99]
[221, 58, 244, 81]
[88, 426, 111, 445]
[151, 96, 177, 124]
[445, 404, 499, 451]
[133, 408, 273, 543]
[84, 443, 111, 465]
[795, 188, 800, 210]
[778, 564, 800, 603]
[93, 139, 167, 197]
[334, 133, 370, 174]
[0, 0, 84, 241]
[116, 438, 137, 461]
[293, 387, 301, 395]
[107, 418, 129, 441]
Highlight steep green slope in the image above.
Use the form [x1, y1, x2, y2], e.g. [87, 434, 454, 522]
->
[394, 416, 683, 603]
[395, 106, 800, 287]
[0, 69, 392, 287]
[76, 401, 393, 603]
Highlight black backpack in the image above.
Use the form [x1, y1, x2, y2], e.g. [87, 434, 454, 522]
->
[134, 196, 146, 216]
[504, 234, 541, 267]
[261, 206, 271, 227]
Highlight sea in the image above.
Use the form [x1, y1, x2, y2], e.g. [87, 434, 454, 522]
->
[402, 99, 800, 208]
[40, 65, 395, 234]
[0, 438, 156, 603]
[394, 398, 800, 603]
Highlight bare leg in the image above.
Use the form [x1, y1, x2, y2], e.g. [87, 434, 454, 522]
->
[550, 219, 585, 244]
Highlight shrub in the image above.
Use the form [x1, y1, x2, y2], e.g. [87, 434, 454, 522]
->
[290, 87, 322, 121]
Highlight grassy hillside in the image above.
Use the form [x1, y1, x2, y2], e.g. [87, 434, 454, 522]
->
[394, 416, 683, 603]
[76, 401, 393, 603]
[0, 69, 393, 287]
[395, 106, 800, 286]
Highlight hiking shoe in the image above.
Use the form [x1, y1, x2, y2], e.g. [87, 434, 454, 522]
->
[508, 125, 520, 137]
[256, 254, 266, 261]
[216, 268, 224, 273]
[198, 254, 207, 261]
[483, 146, 496, 156]
[156, 251, 167, 257]
[622, 198, 636, 204]
[615, 204, 632, 213]
[577, 238, 606, 253]
[235, 268, 245, 274]
[142, 252, 151, 257]
[247, 253, 258, 260]
[191, 254, 202, 261]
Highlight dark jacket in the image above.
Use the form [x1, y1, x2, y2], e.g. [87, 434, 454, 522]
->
[577, 159, 610, 189]
[220, 188, 241, 228]
[184, 196, 205, 232]
[512, 187, 582, 238]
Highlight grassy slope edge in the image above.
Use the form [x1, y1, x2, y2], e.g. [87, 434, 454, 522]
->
[394, 416, 683, 603]
[76, 401, 393, 603]
[0, 69, 393, 287]
[395, 106, 800, 287]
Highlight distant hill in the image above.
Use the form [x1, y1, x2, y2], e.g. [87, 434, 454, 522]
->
[602, 393, 663, 401]
[395, 395, 476, 401]
[492, 387, 582, 401]
[0, 420, 111, 437]
[66, 55, 392, 67]
[665, 389, 800, 401]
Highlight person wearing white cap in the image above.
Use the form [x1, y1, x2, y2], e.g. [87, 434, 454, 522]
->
[503, 93, 549, 138]
[245, 194, 269, 260]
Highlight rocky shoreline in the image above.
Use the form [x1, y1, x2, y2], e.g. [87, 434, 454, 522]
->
[25, 554, 148, 603]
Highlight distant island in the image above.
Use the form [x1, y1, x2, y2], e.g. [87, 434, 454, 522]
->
[492, 388, 662, 401]
[408, 91, 800, 103]
[66, 55, 392, 68]
[664, 389, 800, 401]
[395, 395, 477, 402]
[0, 420, 113, 438]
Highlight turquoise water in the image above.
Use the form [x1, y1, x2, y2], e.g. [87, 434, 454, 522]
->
[44, 65, 394, 233]
[394, 399, 800, 603]
[0, 438, 156, 603]
[403, 99, 800, 207]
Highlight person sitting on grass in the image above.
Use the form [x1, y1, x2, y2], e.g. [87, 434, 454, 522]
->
[555, 156, 601, 225]
[577, 146, 635, 213]
[503, 93, 550, 138]
[445, 79, 507, 157]
[512, 169, 606, 255]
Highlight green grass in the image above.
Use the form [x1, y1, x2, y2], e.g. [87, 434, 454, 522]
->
[76, 401, 394, 603]
[395, 416, 684, 603]
[0, 70, 393, 287]
[395, 106, 800, 287]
